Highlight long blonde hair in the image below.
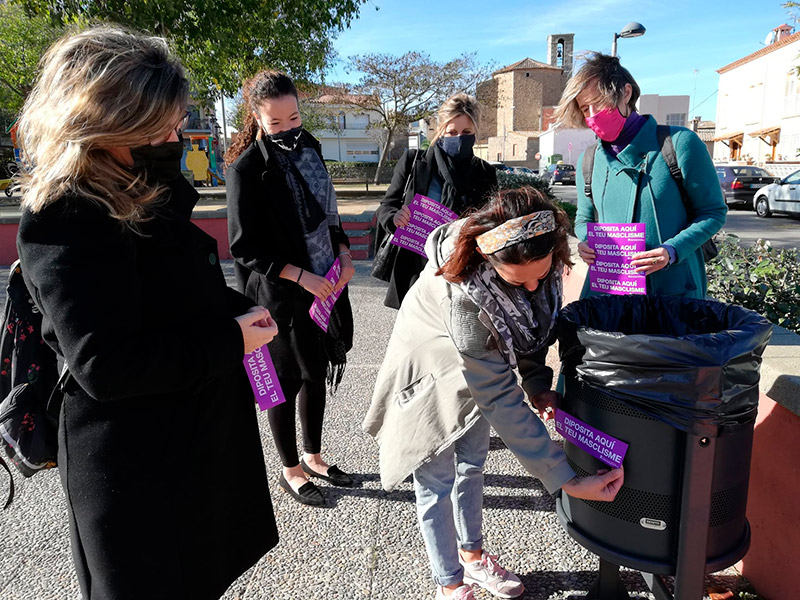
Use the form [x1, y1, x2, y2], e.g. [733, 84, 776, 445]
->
[430, 93, 481, 144]
[18, 25, 189, 221]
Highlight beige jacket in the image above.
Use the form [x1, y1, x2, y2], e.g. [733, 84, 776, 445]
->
[363, 221, 576, 493]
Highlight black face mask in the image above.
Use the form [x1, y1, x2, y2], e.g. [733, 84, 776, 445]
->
[267, 126, 303, 151]
[130, 140, 185, 182]
[437, 134, 476, 162]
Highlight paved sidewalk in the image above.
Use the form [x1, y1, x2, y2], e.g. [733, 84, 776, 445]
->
[0, 262, 751, 600]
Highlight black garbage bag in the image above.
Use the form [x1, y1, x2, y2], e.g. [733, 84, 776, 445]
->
[558, 295, 772, 436]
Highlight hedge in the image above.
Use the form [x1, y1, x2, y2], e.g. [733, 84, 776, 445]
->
[706, 232, 800, 333]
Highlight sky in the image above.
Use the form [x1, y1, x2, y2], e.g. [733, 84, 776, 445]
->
[320, 0, 796, 123]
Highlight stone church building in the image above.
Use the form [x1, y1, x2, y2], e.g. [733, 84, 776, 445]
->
[476, 33, 575, 167]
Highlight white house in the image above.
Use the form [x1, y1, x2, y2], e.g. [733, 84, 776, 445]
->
[306, 94, 382, 163]
[537, 127, 596, 171]
[713, 23, 800, 166]
[637, 94, 690, 127]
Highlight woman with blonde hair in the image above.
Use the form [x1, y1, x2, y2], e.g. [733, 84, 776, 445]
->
[16, 26, 279, 599]
[375, 93, 497, 308]
[552, 52, 725, 299]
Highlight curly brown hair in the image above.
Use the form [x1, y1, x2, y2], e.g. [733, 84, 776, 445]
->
[437, 187, 573, 283]
[225, 70, 298, 166]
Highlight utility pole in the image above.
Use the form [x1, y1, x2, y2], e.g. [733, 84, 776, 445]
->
[220, 96, 228, 154]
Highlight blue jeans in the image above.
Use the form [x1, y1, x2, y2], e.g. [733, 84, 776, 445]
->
[413, 416, 491, 586]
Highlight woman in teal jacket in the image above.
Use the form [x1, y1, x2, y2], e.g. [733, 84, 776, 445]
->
[553, 53, 726, 299]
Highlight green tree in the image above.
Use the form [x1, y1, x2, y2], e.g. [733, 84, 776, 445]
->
[340, 52, 492, 182]
[0, 3, 66, 118]
[19, 0, 367, 97]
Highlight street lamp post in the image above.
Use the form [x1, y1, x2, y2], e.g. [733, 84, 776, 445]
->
[611, 22, 647, 57]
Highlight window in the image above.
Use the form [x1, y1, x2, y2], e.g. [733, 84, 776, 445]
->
[785, 172, 800, 185]
[512, 144, 517, 156]
[666, 113, 686, 127]
[715, 168, 726, 180]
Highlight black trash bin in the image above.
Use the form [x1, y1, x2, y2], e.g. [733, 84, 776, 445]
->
[555, 295, 772, 600]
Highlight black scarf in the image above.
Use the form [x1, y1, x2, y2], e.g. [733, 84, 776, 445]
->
[259, 136, 353, 391]
[432, 143, 474, 214]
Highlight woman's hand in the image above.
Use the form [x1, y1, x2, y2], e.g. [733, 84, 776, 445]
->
[334, 253, 355, 293]
[530, 390, 559, 421]
[561, 467, 624, 502]
[299, 270, 334, 301]
[577, 241, 596, 265]
[236, 307, 278, 354]
[392, 206, 411, 229]
[631, 247, 670, 275]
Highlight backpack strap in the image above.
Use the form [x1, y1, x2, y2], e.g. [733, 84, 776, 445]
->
[656, 125, 693, 219]
[582, 142, 599, 221]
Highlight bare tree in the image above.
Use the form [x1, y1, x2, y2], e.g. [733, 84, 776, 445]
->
[339, 52, 492, 183]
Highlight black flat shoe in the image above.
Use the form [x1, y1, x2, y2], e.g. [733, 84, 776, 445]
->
[278, 473, 326, 506]
[301, 459, 354, 487]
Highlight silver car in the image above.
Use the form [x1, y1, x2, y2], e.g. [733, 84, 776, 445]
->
[753, 169, 800, 218]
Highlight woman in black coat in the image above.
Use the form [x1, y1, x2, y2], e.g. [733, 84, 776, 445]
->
[376, 93, 498, 308]
[226, 71, 355, 507]
[15, 27, 278, 600]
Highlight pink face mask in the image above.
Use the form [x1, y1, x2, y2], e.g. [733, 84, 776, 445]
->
[585, 108, 627, 142]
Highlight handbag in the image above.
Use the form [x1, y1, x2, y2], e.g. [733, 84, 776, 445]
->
[370, 150, 421, 282]
[369, 230, 398, 282]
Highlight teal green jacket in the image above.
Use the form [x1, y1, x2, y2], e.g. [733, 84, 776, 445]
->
[575, 116, 727, 299]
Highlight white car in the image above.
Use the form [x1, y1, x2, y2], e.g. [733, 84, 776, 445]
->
[753, 169, 800, 218]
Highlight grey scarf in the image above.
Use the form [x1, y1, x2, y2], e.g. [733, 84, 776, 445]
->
[267, 136, 339, 275]
[461, 262, 562, 368]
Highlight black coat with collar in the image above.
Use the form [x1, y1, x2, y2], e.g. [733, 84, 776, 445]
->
[17, 176, 277, 600]
[226, 133, 352, 380]
[375, 146, 498, 309]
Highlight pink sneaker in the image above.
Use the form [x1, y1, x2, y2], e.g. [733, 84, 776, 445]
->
[461, 550, 524, 598]
[435, 584, 476, 600]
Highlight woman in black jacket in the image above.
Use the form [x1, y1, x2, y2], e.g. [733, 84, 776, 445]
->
[376, 93, 498, 308]
[15, 27, 279, 600]
[226, 71, 355, 507]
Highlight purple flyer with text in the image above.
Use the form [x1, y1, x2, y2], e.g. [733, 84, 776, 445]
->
[587, 222, 646, 295]
[554, 409, 628, 469]
[243, 344, 286, 411]
[309, 258, 344, 332]
[390, 194, 459, 257]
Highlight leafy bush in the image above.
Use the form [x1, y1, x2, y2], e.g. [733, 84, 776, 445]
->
[326, 160, 397, 183]
[706, 232, 800, 332]
[495, 171, 576, 231]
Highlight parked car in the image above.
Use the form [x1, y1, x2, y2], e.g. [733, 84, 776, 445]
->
[545, 163, 576, 185]
[715, 165, 778, 208]
[488, 161, 513, 173]
[752, 169, 800, 218]
[510, 166, 539, 178]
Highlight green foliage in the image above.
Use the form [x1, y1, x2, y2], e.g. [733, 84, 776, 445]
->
[19, 0, 366, 96]
[326, 160, 397, 183]
[706, 232, 800, 332]
[495, 171, 576, 230]
[0, 3, 67, 117]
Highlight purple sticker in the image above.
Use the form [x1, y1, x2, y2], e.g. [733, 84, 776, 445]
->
[309, 258, 344, 332]
[554, 408, 628, 469]
[243, 344, 286, 411]
[587, 222, 646, 295]
[391, 194, 459, 257]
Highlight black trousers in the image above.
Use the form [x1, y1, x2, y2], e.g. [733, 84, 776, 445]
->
[267, 378, 326, 467]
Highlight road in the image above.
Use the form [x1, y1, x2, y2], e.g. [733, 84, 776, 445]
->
[549, 184, 800, 250]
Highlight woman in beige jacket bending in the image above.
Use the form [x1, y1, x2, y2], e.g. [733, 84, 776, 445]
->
[364, 188, 623, 600]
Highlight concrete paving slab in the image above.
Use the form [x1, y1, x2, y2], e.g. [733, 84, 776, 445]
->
[0, 262, 755, 600]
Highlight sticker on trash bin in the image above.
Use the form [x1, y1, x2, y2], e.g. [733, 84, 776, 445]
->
[587, 223, 646, 295]
[554, 409, 628, 469]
